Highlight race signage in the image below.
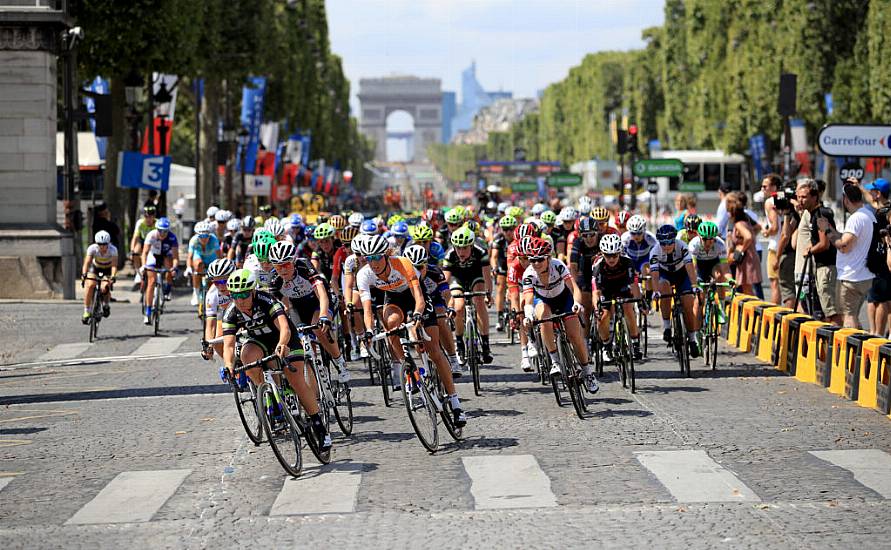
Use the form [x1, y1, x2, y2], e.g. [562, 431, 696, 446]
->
[244, 174, 272, 197]
[838, 161, 864, 182]
[546, 172, 582, 187]
[633, 158, 683, 178]
[817, 124, 891, 157]
[117, 151, 171, 191]
[510, 181, 538, 193]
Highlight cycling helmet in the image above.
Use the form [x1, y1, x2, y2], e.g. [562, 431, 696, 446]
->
[313, 222, 335, 240]
[599, 233, 623, 254]
[194, 221, 210, 236]
[258, 204, 273, 214]
[526, 237, 552, 258]
[252, 236, 275, 262]
[517, 236, 535, 257]
[207, 258, 236, 279]
[529, 219, 546, 233]
[506, 206, 525, 219]
[304, 225, 316, 239]
[444, 208, 463, 225]
[450, 226, 475, 247]
[531, 203, 546, 216]
[559, 206, 579, 222]
[453, 205, 468, 220]
[144, 205, 157, 215]
[339, 225, 359, 242]
[404, 244, 429, 266]
[350, 234, 367, 255]
[360, 235, 390, 256]
[254, 216, 265, 227]
[627, 214, 647, 234]
[348, 212, 364, 227]
[251, 228, 273, 245]
[499, 215, 519, 229]
[94, 230, 111, 244]
[215, 209, 232, 222]
[592, 206, 610, 222]
[360, 219, 378, 235]
[269, 240, 296, 263]
[390, 221, 409, 237]
[206, 206, 219, 219]
[578, 201, 592, 215]
[656, 224, 678, 244]
[409, 224, 434, 242]
[329, 214, 347, 230]
[497, 202, 509, 214]
[576, 216, 596, 234]
[227, 268, 257, 293]
[616, 210, 631, 227]
[242, 216, 256, 229]
[464, 220, 480, 235]
[263, 216, 279, 229]
[684, 213, 702, 232]
[698, 221, 719, 239]
[577, 196, 592, 209]
[289, 213, 303, 226]
[226, 218, 242, 232]
[541, 210, 557, 226]
[156, 217, 171, 231]
[265, 218, 285, 237]
[515, 222, 539, 240]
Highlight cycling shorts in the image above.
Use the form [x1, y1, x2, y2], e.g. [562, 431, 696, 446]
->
[419, 299, 439, 328]
[450, 277, 485, 292]
[88, 266, 113, 278]
[533, 285, 574, 315]
[695, 259, 720, 283]
[657, 268, 693, 293]
[237, 331, 304, 363]
[632, 255, 649, 274]
[574, 275, 592, 293]
[290, 295, 332, 326]
[384, 288, 420, 319]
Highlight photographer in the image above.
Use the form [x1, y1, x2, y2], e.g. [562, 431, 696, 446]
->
[864, 178, 891, 336]
[774, 184, 799, 309]
[761, 174, 783, 304]
[794, 179, 841, 325]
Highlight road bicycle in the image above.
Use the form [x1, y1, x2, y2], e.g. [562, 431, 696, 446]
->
[452, 290, 489, 396]
[534, 312, 587, 419]
[207, 337, 264, 446]
[597, 297, 643, 394]
[195, 270, 207, 327]
[82, 273, 110, 343]
[364, 305, 396, 406]
[663, 290, 697, 378]
[143, 266, 171, 335]
[638, 275, 652, 358]
[697, 281, 734, 370]
[294, 322, 353, 437]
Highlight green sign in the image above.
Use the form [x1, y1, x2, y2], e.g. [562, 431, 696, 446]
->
[510, 181, 538, 193]
[632, 158, 683, 178]
[679, 181, 705, 192]
[546, 172, 582, 187]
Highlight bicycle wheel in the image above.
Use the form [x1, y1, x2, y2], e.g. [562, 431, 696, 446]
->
[465, 324, 481, 397]
[638, 308, 648, 358]
[621, 316, 636, 393]
[332, 379, 354, 436]
[708, 302, 719, 370]
[558, 336, 585, 419]
[234, 380, 263, 445]
[674, 310, 691, 378]
[258, 383, 303, 477]
[615, 319, 628, 389]
[550, 353, 565, 407]
[153, 292, 161, 335]
[593, 335, 604, 378]
[430, 369, 462, 441]
[376, 341, 392, 406]
[401, 357, 439, 452]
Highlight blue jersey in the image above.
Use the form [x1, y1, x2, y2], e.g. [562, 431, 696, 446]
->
[428, 241, 446, 265]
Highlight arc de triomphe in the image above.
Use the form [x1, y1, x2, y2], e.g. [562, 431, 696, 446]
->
[358, 76, 441, 162]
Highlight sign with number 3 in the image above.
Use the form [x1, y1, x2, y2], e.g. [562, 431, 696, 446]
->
[118, 151, 172, 191]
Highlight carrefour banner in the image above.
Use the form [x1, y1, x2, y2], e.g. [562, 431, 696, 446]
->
[238, 76, 267, 174]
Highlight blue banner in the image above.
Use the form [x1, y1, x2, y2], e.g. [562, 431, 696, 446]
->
[748, 134, 769, 182]
[237, 76, 267, 174]
[83, 76, 109, 160]
[300, 134, 311, 167]
[117, 151, 172, 191]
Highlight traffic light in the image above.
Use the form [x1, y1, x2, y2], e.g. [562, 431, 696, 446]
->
[628, 124, 639, 154]
[616, 129, 628, 155]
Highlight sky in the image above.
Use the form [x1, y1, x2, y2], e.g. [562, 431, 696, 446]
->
[327, 0, 665, 159]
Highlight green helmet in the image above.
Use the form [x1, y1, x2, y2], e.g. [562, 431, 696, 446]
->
[251, 228, 273, 245]
[453, 205, 468, 220]
[313, 222, 335, 240]
[444, 208, 464, 224]
[450, 226, 475, 247]
[252, 235, 276, 261]
[506, 206, 524, 219]
[227, 268, 257, 293]
[541, 210, 557, 225]
[499, 215, 518, 229]
[409, 224, 434, 241]
[386, 214, 405, 227]
[698, 221, 719, 239]
[464, 220, 480, 235]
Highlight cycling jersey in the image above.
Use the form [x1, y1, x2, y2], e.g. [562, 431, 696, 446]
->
[269, 258, 328, 324]
[188, 234, 221, 265]
[443, 244, 489, 288]
[244, 254, 274, 289]
[356, 256, 421, 302]
[621, 231, 657, 267]
[648, 239, 693, 274]
[231, 232, 252, 264]
[387, 235, 411, 255]
[419, 264, 449, 306]
[688, 236, 728, 262]
[220, 290, 302, 359]
[506, 258, 525, 293]
[591, 255, 637, 298]
[331, 245, 350, 289]
[569, 237, 599, 291]
[312, 242, 340, 281]
[522, 259, 574, 313]
[204, 284, 232, 319]
[86, 243, 118, 270]
[144, 229, 178, 265]
[490, 235, 512, 274]
[133, 218, 155, 241]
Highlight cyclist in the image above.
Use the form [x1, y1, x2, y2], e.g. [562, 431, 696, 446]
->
[360, 219, 379, 236]
[443, 208, 465, 239]
[140, 217, 178, 325]
[569, 217, 600, 330]
[284, 214, 305, 245]
[268, 241, 350, 383]
[222, 268, 331, 451]
[408, 224, 445, 265]
[347, 212, 364, 229]
[213, 209, 231, 241]
[222, 218, 241, 258]
[677, 213, 702, 244]
[490, 215, 518, 332]
[81, 230, 118, 323]
[342, 235, 372, 359]
[228, 215, 256, 266]
[508, 237, 535, 372]
[244, 233, 277, 290]
[614, 210, 631, 234]
[387, 220, 411, 255]
[296, 225, 317, 260]
[201, 258, 235, 360]
[443, 226, 494, 364]
[521, 237, 598, 393]
[187, 221, 222, 306]
[264, 218, 286, 242]
[554, 206, 579, 262]
[650, 224, 701, 358]
[591, 234, 644, 361]
[688, 221, 732, 311]
[621, 214, 658, 297]
[129, 205, 157, 285]
[310, 223, 339, 282]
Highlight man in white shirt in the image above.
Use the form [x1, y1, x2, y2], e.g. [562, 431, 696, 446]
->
[818, 184, 875, 329]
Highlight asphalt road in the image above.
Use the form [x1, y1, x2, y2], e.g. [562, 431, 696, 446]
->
[1, 294, 890, 549]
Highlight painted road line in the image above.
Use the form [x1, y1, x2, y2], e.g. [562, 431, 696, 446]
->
[0, 477, 14, 493]
[270, 469, 362, 515]
[810, 449, 891, 498]
[0, 351, 201, 371]
[462, 454, 557, 510]
[132, 336, 188, 357]
[66, 469, 191, 525]
[39, 343, 92, 362]
[635, 450, 760, 503]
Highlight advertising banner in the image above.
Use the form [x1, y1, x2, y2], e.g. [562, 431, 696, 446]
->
[117, 151, 171, 191]
[817, 124, 891, 157]
[237, 76, 267, 173]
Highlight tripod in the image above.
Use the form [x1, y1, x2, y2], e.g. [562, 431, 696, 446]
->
[793, 253, 824, 320]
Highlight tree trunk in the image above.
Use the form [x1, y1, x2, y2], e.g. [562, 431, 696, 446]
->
[200, 75, 221, 215]
[103, 78, 129, 266]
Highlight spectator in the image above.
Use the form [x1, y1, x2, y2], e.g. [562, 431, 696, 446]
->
[819, 184, 875, 329]
[144, 190, 159, 209]
[864, 178, 891, 336]
[760, 174, 783, 304]
[736, 192, 765, 299]
[776, 188, 800, 309]
[673, 193, 688, 230]
[795, 179, 840, 325]
[715, 182, 733, 239]
[725, 192, 761, 295]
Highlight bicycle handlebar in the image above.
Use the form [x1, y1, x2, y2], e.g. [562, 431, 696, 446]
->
[532, 311, 576, 326]
[599, 297, 643, 308]
[450, 290, 489, 298]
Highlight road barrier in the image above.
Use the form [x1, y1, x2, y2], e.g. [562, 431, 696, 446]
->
[876, 344, 891, 415]
[739, 301, 772, 353]
[829, 329, 866, 396]
[815, 325, 843, 387]
[778, 314, 811, 374]
[728, 295, 759, 349]
[795, 321, 831, 384]
[843, 333, 877, 401]
[857, 339, 891, 410]
[756, 307, 792, 363]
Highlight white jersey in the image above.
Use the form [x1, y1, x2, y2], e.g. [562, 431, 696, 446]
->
[688, 236, 727, 262]
[521, 258, 572, 299]
[86, 243, 118, 269]
[244, 254, 273, 289]
[649, 239, 693, 274]
[621, 231, 657, 263]
[204, 284, 232, 319]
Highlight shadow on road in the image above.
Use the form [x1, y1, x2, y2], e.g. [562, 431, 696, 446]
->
[0, 426, 48, 435]
[586, 408, 654, 419]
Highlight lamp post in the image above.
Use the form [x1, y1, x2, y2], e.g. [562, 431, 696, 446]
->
[237, 126, 250, 214]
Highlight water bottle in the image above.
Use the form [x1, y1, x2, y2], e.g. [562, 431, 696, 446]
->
[236, 371, 248, 390]
[418, 366, 426, 378]
[219, 366, 228, 383]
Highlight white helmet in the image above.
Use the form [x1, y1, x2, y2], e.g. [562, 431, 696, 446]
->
[578, 202, 592, 215]
[531, 203, 546, 216]
[559, 206, 578, 221]
[226, 218, 242, 232]
[578, 196, 592, 208]
[265, 218, 284, 237]
[207, 258, 235, 279]
[194, 221, 209, 235]
[269, 240, 296, 263]
[627, 215, 647, 234]
[404, 244, 429, 266]
[497, 202, 509, 214]
[206, 206, 219, 219]
[263, 216, 279, 229]
[351, 234, 368, 255]
[348, 212, 364, 227]
[359, 235, 390, 256]
[599, 233, 623, 255]
[94, 230, 111, 244]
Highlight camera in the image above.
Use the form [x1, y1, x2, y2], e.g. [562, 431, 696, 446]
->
[773, 187, 795, 211]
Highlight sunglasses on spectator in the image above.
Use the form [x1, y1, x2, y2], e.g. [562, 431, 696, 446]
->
[231, 291, 251, 300]
[530, 256, 547, 263]
[366, 254, 385, 261]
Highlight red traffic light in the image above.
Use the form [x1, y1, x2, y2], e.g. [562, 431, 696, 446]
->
[628, 124, 638, 136]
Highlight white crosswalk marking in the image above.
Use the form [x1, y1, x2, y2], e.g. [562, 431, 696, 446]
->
[810, 449, 891, 498]
[0, 477, 13, 493]
[66, 469, 191, 525]
[462, 454, 557, 510]
[39, 343, 92, 362]
[635, 450, 760, 503]
[269, 468, 362, 515]
[131, 336, 188, 357]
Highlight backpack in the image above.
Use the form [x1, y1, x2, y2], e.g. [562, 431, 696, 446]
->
[866, 206, 889, 276]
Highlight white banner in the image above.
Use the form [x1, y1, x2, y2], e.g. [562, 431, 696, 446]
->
[245, 174, 272, 197]
[260, 122, 279, 152]
[817, 124, 891, 157]
[151, 73, 179, 120]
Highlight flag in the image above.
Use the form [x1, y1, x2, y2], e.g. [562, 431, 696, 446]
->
[141, 73, 178, 155]
[237, 76, 267, 174]
[83, 76, 108, 159]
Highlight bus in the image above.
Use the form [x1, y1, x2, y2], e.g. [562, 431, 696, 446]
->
[649, 150, 749, 211]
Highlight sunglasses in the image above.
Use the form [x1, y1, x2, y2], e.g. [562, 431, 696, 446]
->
[231, 291, 252, 300]
[530, 256, 547, 263]
[198, 234, 210, 239]
[579, 232, 595, 238]
[658, 240, 674, 246]
[212, 279, 228, 287]
[603, 253, 619, 259]
[366, 254, 385, 261]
